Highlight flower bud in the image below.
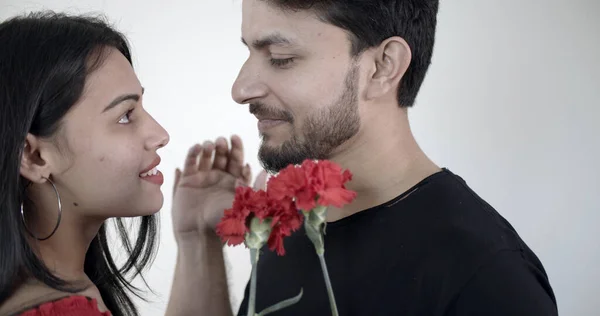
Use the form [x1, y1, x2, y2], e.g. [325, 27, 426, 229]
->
[245, 216, 272, 249]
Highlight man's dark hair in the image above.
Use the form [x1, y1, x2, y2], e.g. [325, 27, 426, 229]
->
[264, 0, 439, 107]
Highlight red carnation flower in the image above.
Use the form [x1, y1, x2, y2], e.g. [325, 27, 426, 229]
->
[216, 210, 247, 246]
[216, 186, 304, 256]
[215, 186, 256, 246]
[264, 195, 303, 255]
[304, 160, 356, 208]
[266, 164, 307, 201]
[267, 159, 356, 211]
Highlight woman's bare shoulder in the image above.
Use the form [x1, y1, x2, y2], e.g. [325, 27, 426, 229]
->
[0, 281, 79, 315]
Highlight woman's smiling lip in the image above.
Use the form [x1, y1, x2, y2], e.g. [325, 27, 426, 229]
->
[139, 156, 164, 185]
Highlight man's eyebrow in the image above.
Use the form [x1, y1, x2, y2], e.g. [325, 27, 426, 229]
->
[241, 33, 295, 49]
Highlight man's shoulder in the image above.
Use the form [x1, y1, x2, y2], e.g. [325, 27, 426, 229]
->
[408, 169, 525, 249]
[399, 169, 547, 285]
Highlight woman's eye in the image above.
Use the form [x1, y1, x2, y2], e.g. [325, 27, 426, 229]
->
[118, 109, 133, 124]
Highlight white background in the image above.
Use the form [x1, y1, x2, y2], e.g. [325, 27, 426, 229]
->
[1, 0, 598, 315]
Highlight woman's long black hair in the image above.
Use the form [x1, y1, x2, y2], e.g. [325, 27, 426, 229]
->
[0, 12, 158, 316]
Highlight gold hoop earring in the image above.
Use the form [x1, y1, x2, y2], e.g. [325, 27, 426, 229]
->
[21, 177, 62, 241]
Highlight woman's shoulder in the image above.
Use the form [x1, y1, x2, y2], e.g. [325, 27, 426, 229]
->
[11, 295, 110, 316]
[0, 282, 109, 316]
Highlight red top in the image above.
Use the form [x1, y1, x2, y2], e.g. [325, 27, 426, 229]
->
[16, 296, 110, 316]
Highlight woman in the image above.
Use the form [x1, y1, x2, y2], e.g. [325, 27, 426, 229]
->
[0, 12, 255, 316]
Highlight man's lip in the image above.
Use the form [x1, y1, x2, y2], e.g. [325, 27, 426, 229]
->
[140, 156, 161, 174]
[255, 115, 287, 121]
[258, 119, 287, 132]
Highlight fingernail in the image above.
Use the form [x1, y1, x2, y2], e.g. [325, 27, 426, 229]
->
[189, 144, 200, 154]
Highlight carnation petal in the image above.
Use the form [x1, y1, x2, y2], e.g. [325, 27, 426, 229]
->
[318, 187, 357, 208]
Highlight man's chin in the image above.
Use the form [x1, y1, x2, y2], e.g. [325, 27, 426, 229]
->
[260, 132, 291, 147]
[258, 146, 306, 173]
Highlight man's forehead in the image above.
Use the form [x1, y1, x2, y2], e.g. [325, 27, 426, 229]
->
[240, 6, 345, 50]
[241, 0, 322, 36]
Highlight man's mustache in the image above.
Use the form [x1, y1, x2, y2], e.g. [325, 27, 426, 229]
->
[249, 102, 294, 122]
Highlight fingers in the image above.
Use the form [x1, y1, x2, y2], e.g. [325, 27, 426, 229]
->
[172, 168, 182, 198]
[183, 136, 243, 175]
[226, 135, 245, 178]
[253, 169, 268, 191]
[242, 164, 252, 186]
[198, 141, 215, 171]
[234, 165, 257, 189]
[212, 137, 229, 171]
[183, 144, 202, 176]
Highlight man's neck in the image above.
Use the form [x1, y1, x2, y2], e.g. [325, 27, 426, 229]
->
[327, 108, 440, 221]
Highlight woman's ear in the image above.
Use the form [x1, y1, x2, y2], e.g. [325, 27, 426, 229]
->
[20, 134, 51, 184]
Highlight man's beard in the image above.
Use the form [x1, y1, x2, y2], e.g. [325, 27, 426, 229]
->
[258, 64, 360, 173]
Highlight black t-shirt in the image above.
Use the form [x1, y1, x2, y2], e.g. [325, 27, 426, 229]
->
[237, 169, 558, 315]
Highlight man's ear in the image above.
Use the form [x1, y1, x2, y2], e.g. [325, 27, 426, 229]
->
[364, 36, 412, 101]
[20, 134, 52, 184]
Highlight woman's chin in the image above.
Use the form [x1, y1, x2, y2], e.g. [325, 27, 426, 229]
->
[120, 195, 164, 218]
[139, 200, 164, 217]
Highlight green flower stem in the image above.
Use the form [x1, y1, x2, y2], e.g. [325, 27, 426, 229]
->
[245, 217, 271, 316]
[245, 216, 303, 316]
[257, 288, 304, 316]
[247, 247, 260, 316]
[318, 252, 338, 316]
[304, 206, 339, 316]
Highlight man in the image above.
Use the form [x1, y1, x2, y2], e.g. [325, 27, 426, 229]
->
[187, 0, 558, 315]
